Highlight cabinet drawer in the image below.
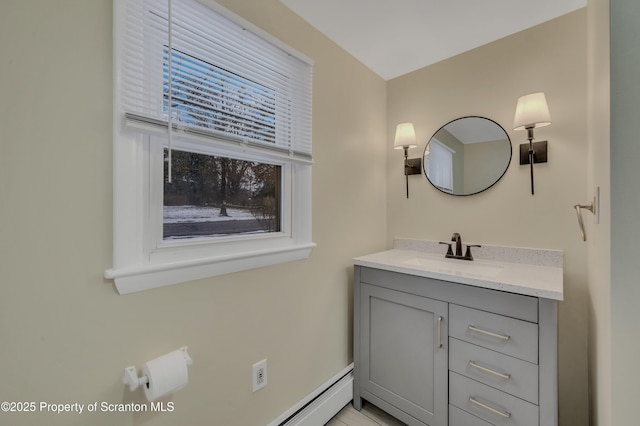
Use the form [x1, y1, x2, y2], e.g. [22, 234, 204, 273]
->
[450, 372, 539, 426]
[449, 338, 539, 404]
[450, 304, 539, 363]
[449, 405, 493, 426]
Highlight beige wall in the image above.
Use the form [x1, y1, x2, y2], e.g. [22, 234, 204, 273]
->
[0, 1, 387, 425]
[464, 139, 511, 195]
[387, 10, 589, 424]
[587, 0, 611, 424]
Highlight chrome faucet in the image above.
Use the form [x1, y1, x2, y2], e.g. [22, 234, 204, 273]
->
[439, 233, 481, 261]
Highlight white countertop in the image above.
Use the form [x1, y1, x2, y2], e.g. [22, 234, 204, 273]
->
[354, 240, 564, 300]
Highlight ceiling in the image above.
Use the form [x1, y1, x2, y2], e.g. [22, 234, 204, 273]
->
[280, 0, 586, 81]
[445, 117, 508, 144]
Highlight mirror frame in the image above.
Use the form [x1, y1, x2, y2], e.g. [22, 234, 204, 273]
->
[423, 116, 512, 196]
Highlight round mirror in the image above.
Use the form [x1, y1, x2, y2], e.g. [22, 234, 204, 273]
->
[424, 116, 511, 196]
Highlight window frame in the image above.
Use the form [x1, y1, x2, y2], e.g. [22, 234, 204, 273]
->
[157, 141, 286, 242]
[148, 135, 294, 261]
[106, 0, 314, 294]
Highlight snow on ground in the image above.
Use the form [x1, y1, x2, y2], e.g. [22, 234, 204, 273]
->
[164, 205, 256, 223]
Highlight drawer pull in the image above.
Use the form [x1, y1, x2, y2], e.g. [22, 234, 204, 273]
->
[468, 325, 511, 341]
[469, 361, 511, 380]
[469, 396, 512, 419]
[437, 316, 443, 348]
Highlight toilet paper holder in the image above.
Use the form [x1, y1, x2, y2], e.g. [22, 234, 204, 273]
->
[123, 346, 193, 392]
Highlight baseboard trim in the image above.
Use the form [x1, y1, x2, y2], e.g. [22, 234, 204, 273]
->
[267, 363, 354, 426]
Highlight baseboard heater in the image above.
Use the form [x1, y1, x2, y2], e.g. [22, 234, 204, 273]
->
[267, 363, 354, 426]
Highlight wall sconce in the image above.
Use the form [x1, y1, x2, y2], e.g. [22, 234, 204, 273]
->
[513, 92, 551, 195]
[394, 123, 422, 198]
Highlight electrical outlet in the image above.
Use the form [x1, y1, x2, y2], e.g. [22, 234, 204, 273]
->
[252, 359, 267, 392]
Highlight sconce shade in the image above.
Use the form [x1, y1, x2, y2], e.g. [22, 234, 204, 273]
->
[394, 122, 417, 149]
[513, 92, 551, 131]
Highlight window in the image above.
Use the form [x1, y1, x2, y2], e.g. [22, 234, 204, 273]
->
[425, 140, 454, 193]
[106, 0, 314, 294]
[163, 149, 282, 240]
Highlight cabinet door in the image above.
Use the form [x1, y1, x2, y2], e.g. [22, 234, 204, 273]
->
[360, 283, 448, 426]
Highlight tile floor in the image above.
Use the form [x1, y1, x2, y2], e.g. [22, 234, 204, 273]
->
[326, 402, 407, 426]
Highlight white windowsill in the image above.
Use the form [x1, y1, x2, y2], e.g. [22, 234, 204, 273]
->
[105, 242, 315, 294]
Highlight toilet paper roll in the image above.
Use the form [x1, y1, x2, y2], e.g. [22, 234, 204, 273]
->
[143, 349, 189, 401]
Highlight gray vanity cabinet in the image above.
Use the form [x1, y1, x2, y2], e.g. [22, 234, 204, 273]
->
[353, 266, 558, 426]
[357, 283, 448, 426]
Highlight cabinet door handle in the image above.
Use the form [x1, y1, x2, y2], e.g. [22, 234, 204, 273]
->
[469, 361, 511, 379]
[469, 396, 512, 418]
[468, 325, 510, 341]
[437, 316, 443, 348]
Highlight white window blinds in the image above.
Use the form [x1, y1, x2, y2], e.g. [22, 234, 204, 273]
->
[117, 0, 313, 161]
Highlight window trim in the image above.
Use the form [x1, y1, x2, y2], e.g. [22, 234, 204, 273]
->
[106, 0, 314, 294]
[105, 126, 314, 294]
[148, 135, 294, 259]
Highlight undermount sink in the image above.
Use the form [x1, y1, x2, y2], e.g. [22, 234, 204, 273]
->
[402, 255, 504, 279]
